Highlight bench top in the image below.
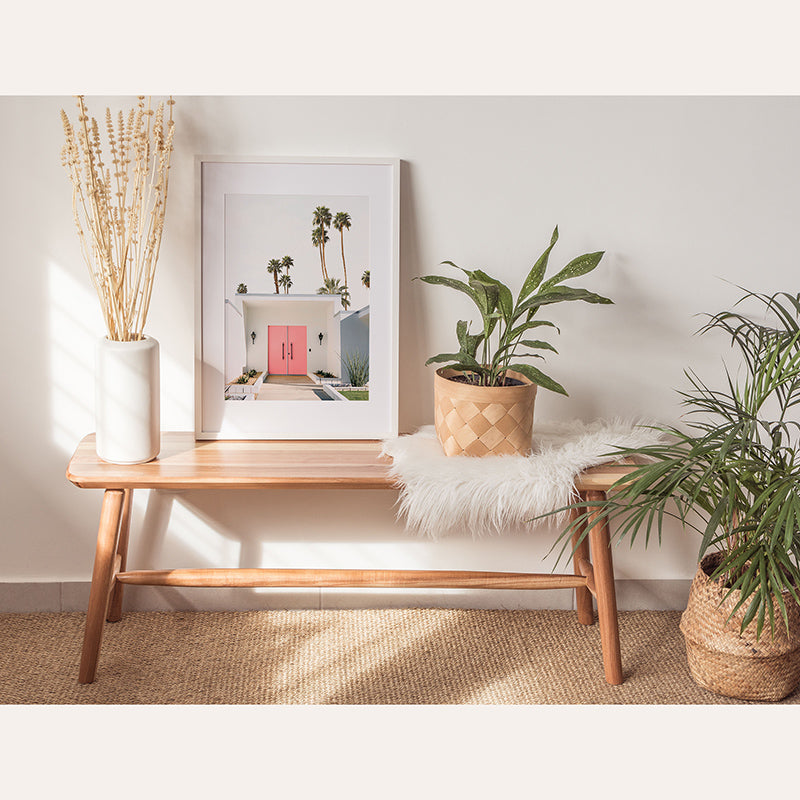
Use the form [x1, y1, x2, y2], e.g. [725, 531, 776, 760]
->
[66, 432, 635, 491]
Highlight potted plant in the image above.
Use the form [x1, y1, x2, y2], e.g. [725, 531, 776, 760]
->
[60, 95, 175, 464]
[419, 226, 612, 456]
[557, 289, 800, 700]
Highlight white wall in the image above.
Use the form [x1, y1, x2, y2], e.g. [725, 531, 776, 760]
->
[1, 96, 798, 610]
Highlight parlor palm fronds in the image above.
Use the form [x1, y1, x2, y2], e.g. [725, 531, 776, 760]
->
[548, 289, 800, 640]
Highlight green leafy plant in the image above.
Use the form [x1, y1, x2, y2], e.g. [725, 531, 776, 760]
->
[361, 269, 370, 289]
[246, 369, 258, 379]
[237, 283, 248, 294]
[555, 289, 800, 638]
[419, 226, 611, 394]
[341, 350, 369, 387]
[314, 369, 337, 378]
[234, 374, 250, 384]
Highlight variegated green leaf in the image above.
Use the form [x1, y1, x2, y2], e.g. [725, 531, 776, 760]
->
[517, 287, 613, 317]
[540, 251, 605, 291]
[519, 226, 559, 300]
[508, 362, 568, 395]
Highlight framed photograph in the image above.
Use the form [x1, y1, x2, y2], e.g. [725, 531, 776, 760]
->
[196, 157, 399, 440]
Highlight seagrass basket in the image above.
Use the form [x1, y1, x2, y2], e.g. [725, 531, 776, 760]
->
[679, 551, 800, 701]
[433, 367, 537, 457]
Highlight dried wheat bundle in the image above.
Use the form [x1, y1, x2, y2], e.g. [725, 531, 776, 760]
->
[60, 95, 175, 341]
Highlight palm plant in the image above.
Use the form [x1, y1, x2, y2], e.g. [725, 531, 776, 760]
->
[267, 258, 283, 293]
[362, 270, 370, 289]
[281, 255, 294, 280]
[557, 289, 800, 638]
[279, 273, 293, 294]
[333, 211, 352, 293]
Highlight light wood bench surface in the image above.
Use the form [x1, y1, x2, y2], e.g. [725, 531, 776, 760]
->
[67, 432, 631, 686]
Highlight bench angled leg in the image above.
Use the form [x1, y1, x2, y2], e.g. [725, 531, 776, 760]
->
[586, 490, 623, 685]
[107, 489, 133, 623]
[570, 498, 594, 625]
[79, 488, 124, 684]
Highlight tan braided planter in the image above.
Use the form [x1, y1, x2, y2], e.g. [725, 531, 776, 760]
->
[434, 367, 537, 457]
[679, 552, 800, 701]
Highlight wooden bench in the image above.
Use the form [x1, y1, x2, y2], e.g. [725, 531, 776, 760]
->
[67, 432, 633, 685]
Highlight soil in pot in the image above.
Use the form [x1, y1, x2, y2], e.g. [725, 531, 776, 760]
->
[447, 373, 526, 387]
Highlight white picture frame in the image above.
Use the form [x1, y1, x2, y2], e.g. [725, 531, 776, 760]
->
[195, 156, 399, 440]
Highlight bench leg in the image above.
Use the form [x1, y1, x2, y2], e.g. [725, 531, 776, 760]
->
[570, 498, 594, 625]
[79, 489, 124, 684]
[586, 490, 623, 685]
[107, 489, 133, 623]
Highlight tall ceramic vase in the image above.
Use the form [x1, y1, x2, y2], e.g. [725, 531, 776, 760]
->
[95, 335, 160, 464]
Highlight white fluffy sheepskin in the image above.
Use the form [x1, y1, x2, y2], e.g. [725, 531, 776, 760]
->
[381, 419, 663, 539]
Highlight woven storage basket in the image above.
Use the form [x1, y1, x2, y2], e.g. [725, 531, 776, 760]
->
[679, 551, 800, 701]
[434, 367, 537, 457]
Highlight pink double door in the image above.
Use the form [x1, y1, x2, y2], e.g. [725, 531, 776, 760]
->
[267, 325, 307, 375]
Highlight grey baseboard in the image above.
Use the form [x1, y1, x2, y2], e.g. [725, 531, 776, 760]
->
[0, 580, 691, 613]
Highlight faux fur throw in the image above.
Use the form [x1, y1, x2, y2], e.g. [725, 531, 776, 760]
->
[381, 419, 663, 539]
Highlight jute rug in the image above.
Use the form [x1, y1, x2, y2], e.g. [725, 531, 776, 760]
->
[1, 609, 798, 705]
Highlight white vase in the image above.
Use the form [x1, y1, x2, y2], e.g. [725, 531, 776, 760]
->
[95, 335, 160, 464]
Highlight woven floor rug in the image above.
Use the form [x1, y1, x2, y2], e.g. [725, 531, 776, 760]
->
[2, 609, 798, 705]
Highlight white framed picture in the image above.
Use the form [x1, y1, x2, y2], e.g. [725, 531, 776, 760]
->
[196, 156, 399, 440]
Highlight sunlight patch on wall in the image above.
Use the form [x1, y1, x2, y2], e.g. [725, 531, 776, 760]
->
[49, 259, 195, 449]
[159, 343, 193, 429]
[255, 541, 428, 569]
[167, 498, 242, 567]
[47, 261, 100, 455]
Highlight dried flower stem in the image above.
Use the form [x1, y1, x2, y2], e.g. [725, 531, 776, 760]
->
[60, 95, 175, 341]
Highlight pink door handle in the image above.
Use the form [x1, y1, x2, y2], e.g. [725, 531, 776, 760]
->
[290, 343, 294, 360]
[282, 343, 285, 359]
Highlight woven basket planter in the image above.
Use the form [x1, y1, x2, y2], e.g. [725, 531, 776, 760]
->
[679, 551, 800, 701]
[433, 367, 537, 457]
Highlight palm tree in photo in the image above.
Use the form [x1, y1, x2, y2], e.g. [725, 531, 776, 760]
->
[281, 255, 293, 286]
[361, 269, 370, 289]
[279, 273, 293, 294]
[317, 277, 351, 311]
[311, 226, 330, 282]
[312, 205, 332, 280]
[317, 277, 343, 295]
[339, 284, 351, 311]
[332, 211, 352, 295]
[267, 258, 282, 293]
